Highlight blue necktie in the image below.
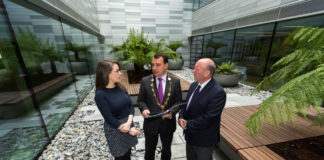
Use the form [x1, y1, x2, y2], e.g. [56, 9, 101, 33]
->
[186, 85, 201, 111]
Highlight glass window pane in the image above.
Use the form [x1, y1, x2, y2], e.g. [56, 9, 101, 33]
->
[83, 33, 103, 86]
[200, 0, 214, 8]
[189, 35, 204, 68]
[233, 23, 275, 84]
[266, 14, 324, 76]
[193, 0, 199, 11]
[62, 24, 93, 101]
[4, 0, 79, 140]
[0, 1, 48, 159]
[202, 34, 212, 58]
[211, 30, 234, 65]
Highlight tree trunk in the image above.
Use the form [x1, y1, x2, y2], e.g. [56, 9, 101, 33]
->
[134, 63, 145, 78]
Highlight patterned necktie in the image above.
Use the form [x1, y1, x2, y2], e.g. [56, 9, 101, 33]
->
[158, 78, 163, 104]
[186, 85, 201, 110]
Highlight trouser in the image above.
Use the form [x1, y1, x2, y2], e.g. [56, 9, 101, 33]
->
[186, 143, 214, 160]
[144, 130, 174, 160]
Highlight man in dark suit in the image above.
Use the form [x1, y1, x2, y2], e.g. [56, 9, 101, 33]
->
[138, 53, 182, 160]
[179, 58, 226, 160]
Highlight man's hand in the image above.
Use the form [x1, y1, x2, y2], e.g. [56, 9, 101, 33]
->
[142, 109, 150, 118]
[162, 110, 172, 119]
[178, 118, 187, 130]
[129, 127, 141, 136]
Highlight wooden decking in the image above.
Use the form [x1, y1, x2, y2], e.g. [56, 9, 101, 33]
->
[221, 105, 324, 160]
[121, 70, 190, 96]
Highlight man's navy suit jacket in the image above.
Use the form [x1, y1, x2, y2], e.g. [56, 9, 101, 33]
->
[179, 78, 226, 147]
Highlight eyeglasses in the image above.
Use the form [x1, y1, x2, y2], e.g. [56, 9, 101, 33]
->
[112, 69, 121, 73]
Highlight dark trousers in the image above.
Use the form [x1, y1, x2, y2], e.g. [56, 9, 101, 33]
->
[144, 130, 174, 160]
[186, 143, 214, 160]
[115, 149, 131, 160]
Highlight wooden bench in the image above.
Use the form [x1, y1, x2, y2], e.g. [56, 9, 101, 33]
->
[220, 105, 324, 160]
[0, 73, 75, 118]
[121, 70, 190, 96]
[238, 146, 284, 160]
[0, 73, 74, 105]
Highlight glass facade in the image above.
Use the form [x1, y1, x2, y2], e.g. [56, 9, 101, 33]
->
[0, 0, 103, 159]
[190, 14, 324, 84]
[193, 0, 215, 11]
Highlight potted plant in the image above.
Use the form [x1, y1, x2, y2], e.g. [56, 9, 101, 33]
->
[108, 28, 155, 78]
[65, 40, 92, 75]
[108, 44, 134, 70]
[214, 61, 243, 87]
[149, 39, 177, 69]
[167, 40, 184, 70]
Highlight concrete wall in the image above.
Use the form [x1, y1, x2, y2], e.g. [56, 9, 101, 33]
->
[27, 0, 100, 36]
[96, 0, 193, 66]
[191, 0, 323, 34]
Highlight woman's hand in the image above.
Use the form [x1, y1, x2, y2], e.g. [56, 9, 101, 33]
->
[122, 122, 131, 132]
[129, 127, 141, 136]
[118, 124, 129, 133]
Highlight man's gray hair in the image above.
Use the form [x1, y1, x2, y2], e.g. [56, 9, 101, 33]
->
[207, 61, 216, 77]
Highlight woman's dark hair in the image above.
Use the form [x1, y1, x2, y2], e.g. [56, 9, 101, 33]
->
[95, 60, 126, 92]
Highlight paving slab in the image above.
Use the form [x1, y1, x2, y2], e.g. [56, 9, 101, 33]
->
[225, 93, 261, 108]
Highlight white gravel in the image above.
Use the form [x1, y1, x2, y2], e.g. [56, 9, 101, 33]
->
[39, 67, 272, 160]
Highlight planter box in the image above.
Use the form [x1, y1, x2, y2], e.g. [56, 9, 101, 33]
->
[214, 73, 242, 87]
[71, 62, 89, 75]
[168, 59, 184, 70]
[119, 61, 134, 70]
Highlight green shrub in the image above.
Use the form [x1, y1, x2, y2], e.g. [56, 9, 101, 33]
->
[216, 61, 241, 75]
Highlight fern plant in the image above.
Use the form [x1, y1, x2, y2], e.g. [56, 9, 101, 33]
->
[246, 27, 324, 136]
[216, 61, 241, 75]
[65, 40, 92, 61]
[108, 28, 156, 75]
[167, 40, 184, 59]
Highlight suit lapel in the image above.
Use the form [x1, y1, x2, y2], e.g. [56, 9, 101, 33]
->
[198, 78, 214, 96]
[184, 83, 198, 114]
[185, 79, 215, 113]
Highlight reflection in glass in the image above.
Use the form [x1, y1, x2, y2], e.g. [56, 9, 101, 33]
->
[233, 23, 274, 84]
[202, 34, 212, 58]
[208, 31, 234, 65]
[62, 23, 93, 101]
[83, 32, 102, 86]
[266, 14, 324, 76]
[190, 35, 204, 68]
[4, 0, 79, 142]
[0, 1, 47, 159]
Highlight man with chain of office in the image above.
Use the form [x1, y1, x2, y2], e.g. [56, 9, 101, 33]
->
[137, 53, 182, 160]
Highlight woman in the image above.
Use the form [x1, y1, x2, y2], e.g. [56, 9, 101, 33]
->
[95, 60, 140, 160]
